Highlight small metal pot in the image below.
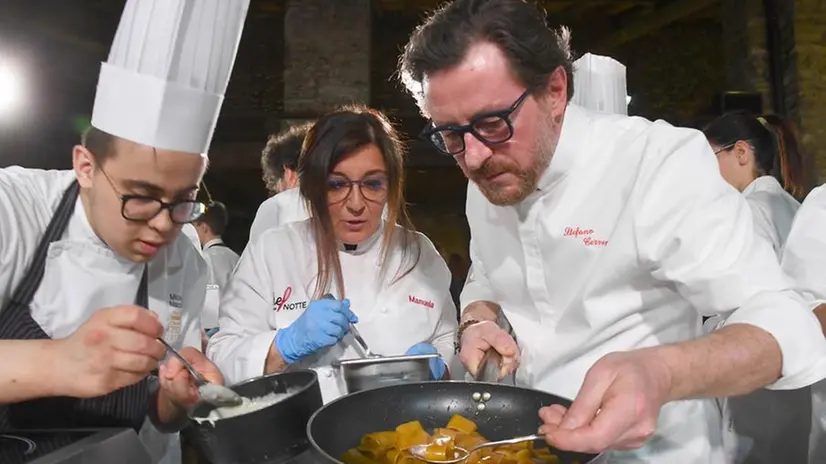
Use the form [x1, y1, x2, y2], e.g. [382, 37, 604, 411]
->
[188, 370, 322, 464]
[332, 353, 439, 394]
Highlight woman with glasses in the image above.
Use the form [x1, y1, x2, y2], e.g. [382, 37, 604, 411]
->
[703, 111, 814, 257]
[703, 111, 816, 463]
[207, 105, 457, 402]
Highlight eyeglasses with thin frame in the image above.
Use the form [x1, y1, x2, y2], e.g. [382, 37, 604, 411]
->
[327, 176, 388, 204]
[93, 156, 207, 224]
[714, 143, 735, 155]
[419, 87, 533, 156]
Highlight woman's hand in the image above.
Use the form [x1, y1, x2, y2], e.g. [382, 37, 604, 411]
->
[273, 298, 358, 363]
[406, 342, 447, 379]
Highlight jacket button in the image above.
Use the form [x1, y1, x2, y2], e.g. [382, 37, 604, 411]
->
[380, 307, 388, 314]
[325, 370, 334, 378]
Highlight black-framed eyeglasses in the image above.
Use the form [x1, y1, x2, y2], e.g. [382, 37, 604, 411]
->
[94, 160, 207, 224]
[118, 194, 207, 224]
[419, 87, 533, 156]
[327, 176, 388, 204]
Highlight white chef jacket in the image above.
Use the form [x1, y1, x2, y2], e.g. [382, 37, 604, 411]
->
[716, 174, 806, 464]
[201, 238, 240, 329]
[247, 188, 309, 244]
[743, 175, 800, 258]
[181, 224, 203, 257]
[460, 104, 826, 463]
[781, 184, 826, 464]
[0, 167, 208, 464]
[207, 219, 458, 403]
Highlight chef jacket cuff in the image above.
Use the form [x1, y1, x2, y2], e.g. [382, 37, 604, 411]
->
[723, 291, 826, 390]
[236, 330, 278, 385]
[459, 286, 497, 314]
[807, 298, 826, 312]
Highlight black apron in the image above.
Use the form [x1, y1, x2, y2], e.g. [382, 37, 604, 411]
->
[0, 181, 152, 462]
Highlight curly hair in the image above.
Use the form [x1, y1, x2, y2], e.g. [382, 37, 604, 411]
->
[261, 122, 313, 194]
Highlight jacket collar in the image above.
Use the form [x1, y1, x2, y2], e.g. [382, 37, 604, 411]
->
[536, 103, 593, 192]
[338, 221, 383, 255]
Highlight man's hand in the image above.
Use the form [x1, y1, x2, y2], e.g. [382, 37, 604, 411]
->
[537, 349, 672, 453]
[158, 346, 224, 410]
[459, 321, 520, 380]
[54, 305, 165, 398]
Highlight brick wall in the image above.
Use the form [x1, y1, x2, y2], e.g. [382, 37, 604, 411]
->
[792, 0, 826, 176]
[222, 11, 285, 115]
[776, 0, 801, 124]
[611, 14, 726, 128]
[722, 0, 825, 178]
[283, 0, 372, 115]
[722, 0, 774, 111]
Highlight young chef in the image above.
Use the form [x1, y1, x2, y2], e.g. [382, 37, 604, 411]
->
[705, 111, 813, 256]
[248, 122, 313, 243]
[207, 106, 458, 402]
[0, 1, 249, 462]
[779, 189, 826, 463]
[192, 201, 240, 336]
[397, 0, 826, 462]
[703, 111, 814, 463]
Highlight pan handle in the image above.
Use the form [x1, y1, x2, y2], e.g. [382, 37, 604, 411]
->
[475, 349, 503, 382]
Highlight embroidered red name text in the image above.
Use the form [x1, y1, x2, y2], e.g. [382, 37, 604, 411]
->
[409, 295, 435, 308]
[563, 226, 609, 247]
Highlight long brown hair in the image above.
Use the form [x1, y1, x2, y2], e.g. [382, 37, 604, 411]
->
[703, 110, 816, 200]
[297, 105, 420, 299]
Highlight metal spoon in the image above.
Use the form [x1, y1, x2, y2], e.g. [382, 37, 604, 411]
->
[407, 434, 544, 464]
[321, 293, 380, 358]
[348, 323, 380, 358]
[156, 337, 243, 407]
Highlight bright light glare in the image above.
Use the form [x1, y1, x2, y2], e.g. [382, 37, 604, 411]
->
[0, 61, 23, 115]
[626, 95, 632, 105]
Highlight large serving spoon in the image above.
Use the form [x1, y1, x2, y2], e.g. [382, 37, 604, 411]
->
[156, 337, 243, 408]
[407, 434, 545, 463]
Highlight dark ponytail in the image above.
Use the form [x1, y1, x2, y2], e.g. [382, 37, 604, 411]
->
[703, 110, 815, 200]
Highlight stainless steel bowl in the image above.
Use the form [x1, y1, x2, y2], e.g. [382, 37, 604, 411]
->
[331, 353, 439, 394]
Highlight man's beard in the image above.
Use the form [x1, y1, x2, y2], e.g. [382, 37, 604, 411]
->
[468, 116, 556, 206]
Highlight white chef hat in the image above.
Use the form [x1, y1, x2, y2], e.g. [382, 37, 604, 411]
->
[572, 53, 629, 116]
[91, 0, 250, 155]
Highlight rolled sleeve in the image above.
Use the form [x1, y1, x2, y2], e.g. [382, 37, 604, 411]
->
[723, 290, 826, 390]
[635, 128, 826, 390]
[782, 185, 826, 310]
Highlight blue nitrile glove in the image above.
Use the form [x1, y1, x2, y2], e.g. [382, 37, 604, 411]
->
[406, 343, 446, 379]
[205, 327, 220, 338]
[274, 298, 358, 364]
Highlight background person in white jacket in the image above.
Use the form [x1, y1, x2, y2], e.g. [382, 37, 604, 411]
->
[397, 0, 826, 461]
[192, 201, 241, 335]
[704, 111, 815, 257]
[780, 186, 826, 463]
[207, 105, 458, 403]
[703, 110, 816, 463]
[247, 122, 313, 244]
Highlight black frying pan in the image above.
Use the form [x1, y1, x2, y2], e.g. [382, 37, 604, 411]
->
[306, 381, 601, 463]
